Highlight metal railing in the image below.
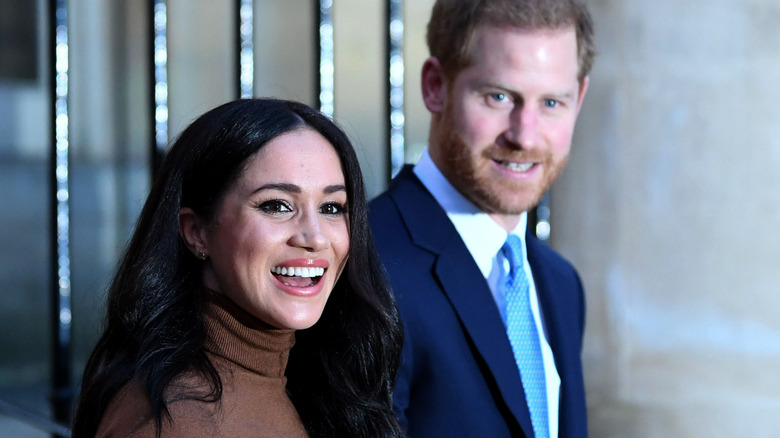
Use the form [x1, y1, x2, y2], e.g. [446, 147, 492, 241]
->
[10, 0, 549, 436]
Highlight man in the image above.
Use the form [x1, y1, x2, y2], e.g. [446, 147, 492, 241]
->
[369, 0, 595, 436]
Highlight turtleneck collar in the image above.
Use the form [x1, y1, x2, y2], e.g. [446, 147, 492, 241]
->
[202, 289, 296, 378]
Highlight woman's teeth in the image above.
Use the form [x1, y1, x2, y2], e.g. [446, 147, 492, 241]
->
[271, 266, 325, 278]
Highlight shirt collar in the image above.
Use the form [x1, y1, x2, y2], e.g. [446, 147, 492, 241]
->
[413, 149, 527, 278]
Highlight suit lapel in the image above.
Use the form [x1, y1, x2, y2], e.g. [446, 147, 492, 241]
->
[388, 167, 535, 436]
[527, 232, 583, 437]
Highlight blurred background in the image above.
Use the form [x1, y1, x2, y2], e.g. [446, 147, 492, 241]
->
[0, 0, 778, 436]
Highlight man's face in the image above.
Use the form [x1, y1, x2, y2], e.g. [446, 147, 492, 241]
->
[428, 25, 588, 229]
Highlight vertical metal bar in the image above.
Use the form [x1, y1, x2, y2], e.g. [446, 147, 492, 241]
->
[149, 0, 169, 178]
[49, 0, 73, 431]
[237, 0, 254, 99]
[534, 193, 551, 242]
[386, 0, 404, 178]
[316, 0, 334, 117]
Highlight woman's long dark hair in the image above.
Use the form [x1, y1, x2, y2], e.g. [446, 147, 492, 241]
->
[71, 99, 403, 438]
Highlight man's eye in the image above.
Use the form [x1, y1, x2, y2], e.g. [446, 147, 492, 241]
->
[490, 93, 509, 103]
[544, 99, 558, 108]
[257, 200, 292, 214]
[320, 202, 347, 215]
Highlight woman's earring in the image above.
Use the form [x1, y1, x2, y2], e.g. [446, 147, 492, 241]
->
[197, 250, 207, 260]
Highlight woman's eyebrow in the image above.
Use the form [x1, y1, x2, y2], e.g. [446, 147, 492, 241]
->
[252, 183, 347, 195]
[324, 184, 347, 194]
[252, 183, 301, 194]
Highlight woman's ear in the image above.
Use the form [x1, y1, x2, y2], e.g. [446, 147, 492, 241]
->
[421, 56, 447, 114]
[179, 207, 209, 260]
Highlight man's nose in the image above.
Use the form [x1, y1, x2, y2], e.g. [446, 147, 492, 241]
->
[504, 105, 540, 150]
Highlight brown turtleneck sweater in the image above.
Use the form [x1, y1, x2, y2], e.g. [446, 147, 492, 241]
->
[96, 291, 309, 437]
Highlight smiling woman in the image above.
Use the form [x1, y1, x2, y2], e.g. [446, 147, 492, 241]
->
[71, 99, 404, 438]
[180, 128, 351, 331]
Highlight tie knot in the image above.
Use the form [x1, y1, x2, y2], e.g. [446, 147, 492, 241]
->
[502, 234, 523, 276]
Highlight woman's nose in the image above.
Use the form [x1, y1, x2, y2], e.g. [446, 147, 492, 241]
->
[289, 209, 329, 251]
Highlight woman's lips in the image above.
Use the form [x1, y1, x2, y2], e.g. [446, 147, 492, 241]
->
[270, 258, 329, 295]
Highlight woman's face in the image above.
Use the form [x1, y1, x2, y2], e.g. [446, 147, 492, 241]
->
[199, 128, 350, 330]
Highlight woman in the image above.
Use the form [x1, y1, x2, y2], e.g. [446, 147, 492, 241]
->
[72, 99, 404, 437]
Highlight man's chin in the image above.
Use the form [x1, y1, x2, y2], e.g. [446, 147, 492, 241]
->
[473, 194, 543, 216]
[465, 183, 545, 215]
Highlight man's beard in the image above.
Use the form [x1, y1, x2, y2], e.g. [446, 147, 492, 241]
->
[435, 108, 568, 215]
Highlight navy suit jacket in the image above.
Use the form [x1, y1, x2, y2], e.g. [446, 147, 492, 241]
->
[369, 166, 587, 438]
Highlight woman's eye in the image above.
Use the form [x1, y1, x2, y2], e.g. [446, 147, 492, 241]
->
[257, 200, 292, 215]
[320, 202, 347, 215]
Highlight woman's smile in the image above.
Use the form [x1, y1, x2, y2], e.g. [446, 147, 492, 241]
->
[271, 258, 329, 292]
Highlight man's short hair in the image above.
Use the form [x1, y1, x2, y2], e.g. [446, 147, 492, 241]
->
[426, 0, 596, 85]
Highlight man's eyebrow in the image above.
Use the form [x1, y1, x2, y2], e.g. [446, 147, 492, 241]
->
[546, 90, 578, 101]
[480, 82, 578, 101]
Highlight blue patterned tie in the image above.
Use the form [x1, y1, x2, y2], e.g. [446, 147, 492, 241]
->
[502, 234, 549, 438]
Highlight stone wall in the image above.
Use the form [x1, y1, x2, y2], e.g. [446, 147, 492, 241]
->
[553, 1, 780, 436]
